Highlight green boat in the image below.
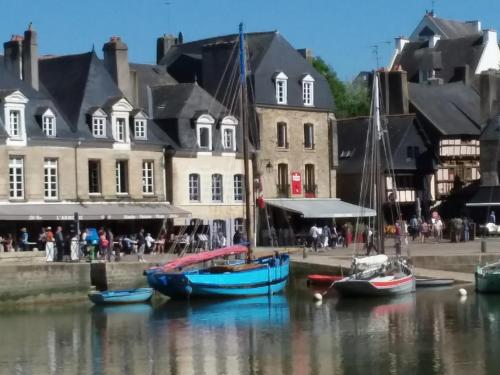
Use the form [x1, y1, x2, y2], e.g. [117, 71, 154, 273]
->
[475, 262, 500, 293]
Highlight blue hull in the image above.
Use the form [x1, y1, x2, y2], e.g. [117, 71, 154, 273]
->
[147, 254, 289, 299]
[88, 288, 153, 305]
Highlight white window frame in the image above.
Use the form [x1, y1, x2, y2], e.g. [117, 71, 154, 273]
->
[115, 160, 128, 195]
[189, 173, 200, 202]
[196, 114, 215, 151]
[9, 156, 24, 200]
[92, 116, 106, 138]
[233, 174, 244, 202]
[275, 72, 288, 105]
[302, 74, 315, 106]
[134, 119, 147, 139]
[142, 160, 154, 195]
[115, 117, 126, 142]
[3, 90, 28, 146]
[211, 173, 223, 202]
[44, 158, 58, 200]
[42, 112, 57, 137]
[220, 115, 238, 153]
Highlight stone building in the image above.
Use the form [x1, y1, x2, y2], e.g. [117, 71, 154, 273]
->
[0, 27, 189, 244]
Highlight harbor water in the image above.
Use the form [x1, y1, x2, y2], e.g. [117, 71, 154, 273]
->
[0, 277, 499, 375]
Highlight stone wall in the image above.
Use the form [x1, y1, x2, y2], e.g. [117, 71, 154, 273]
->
[90, 262, 151, 291]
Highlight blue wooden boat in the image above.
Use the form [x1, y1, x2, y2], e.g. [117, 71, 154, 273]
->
[147, 253, 290, 299]
[88, 288, 153, 305]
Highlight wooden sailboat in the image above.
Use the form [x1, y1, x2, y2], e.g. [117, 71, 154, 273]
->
[475, 262, 500, 292]
[145, 24, 289, 299]
[333, 71, 415, 297]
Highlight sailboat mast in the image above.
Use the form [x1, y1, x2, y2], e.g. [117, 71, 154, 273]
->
[239, 23, 253, 254]
[373, 72, 385, 253]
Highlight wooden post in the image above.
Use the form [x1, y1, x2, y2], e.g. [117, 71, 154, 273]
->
[481, 240, 487, 253]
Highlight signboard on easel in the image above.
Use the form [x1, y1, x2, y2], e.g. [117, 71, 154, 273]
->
[291, 172, 302, 195]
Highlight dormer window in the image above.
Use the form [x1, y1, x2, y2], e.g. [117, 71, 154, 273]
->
[1, 90, 28, 146]
[302, 74, 315, 106]
[275, 72, 288, 105]
[132, 110, 148, 140]
[196, 114, 215, 151]
[92, 117, 106, 137]
[105, 97, 133, 149]
[41, 109, 56, 137]
[220, 115, 238, 152]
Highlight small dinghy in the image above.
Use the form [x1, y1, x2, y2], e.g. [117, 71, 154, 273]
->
[416, 278, 454, 288]
[307, 274, 344, 286]
[88, 288, 153, 305]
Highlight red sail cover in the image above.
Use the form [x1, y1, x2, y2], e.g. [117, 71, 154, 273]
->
[147, 245, 249, 272]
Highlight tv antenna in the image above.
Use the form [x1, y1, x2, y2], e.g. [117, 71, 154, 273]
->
[369, 41, 391, 68]
[164, 1, 172, 32]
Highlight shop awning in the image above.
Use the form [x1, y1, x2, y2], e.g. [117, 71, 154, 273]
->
[467, 186, 500, 207]
[0, 202, 191, 221]
[265, 198, 376, 218]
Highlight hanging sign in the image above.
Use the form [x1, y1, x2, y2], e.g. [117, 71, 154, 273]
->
[291, 172, 302, 195]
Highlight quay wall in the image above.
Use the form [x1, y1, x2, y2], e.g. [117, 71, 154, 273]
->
[412, 254, 500, 273]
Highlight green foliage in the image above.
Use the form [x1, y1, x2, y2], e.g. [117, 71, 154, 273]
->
[312, 57, 370, 118]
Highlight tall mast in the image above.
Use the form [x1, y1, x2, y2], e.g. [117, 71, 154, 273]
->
[373, 71, 385, 253]
[239, 23, 253, 255]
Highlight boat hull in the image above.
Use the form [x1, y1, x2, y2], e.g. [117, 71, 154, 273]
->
[416, 278, 454, 287]
[88, 288, 153, 305]
[307, 274, 344, 286]
[475, 270, 500, 293]
[333, 275, 416, 297]
[148, 255, 290, 299]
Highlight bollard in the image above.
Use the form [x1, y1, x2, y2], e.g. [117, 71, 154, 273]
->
[303, 247, 308, 259]
[481, 240, 487, 253]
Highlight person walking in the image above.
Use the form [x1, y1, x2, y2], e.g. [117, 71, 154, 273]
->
[45, 227, 55, 262]
[19, 228, 29, 251]
[489, 210, 496, 224]
[38, 227, 47, 252]
[463, 217, 470, 241]
[105, 228, 114, 262]
[323, 225, 332, 249]
[137, 229, 146, 263]
[55, 226, 64, 261]
[309, 223, 320, 252]
[410, 215, 419, 241]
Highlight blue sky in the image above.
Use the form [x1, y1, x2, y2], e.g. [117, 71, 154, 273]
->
[2, 0, 500, 80]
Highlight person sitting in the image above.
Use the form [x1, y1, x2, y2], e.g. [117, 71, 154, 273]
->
[233, 230, 242, 245]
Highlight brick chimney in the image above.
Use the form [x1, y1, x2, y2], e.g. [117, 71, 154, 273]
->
[156, 33, 181, 64]
[3, 35, 23, 80]
[103, 36, 132, 100]
[379, 69, 409, 115]
[22, 24, 39, 90]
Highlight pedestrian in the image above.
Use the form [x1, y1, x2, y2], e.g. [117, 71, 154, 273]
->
[19, 227, 29, 251]
[309, 223, 320, 252]
[420, 221, 429, 243]
[233, 229, 242, 245]
[38, 227, 47, 252]
[463, 217, 470, 241]
[55, 226, 64, 261]
[323, 225, 332, 248]
[489, 211, 496, 224]
[216, 231, 226, 248]
[155, 228, 166, 254]
[331, 225, 338, 248]
[105, 228, 114, 262]
[137, 229, 146, 263]
[70, 231, 80, 262]
[410, 215, 419, 241]
[45, 227, 55, 262]
[145, 232, 155, 253]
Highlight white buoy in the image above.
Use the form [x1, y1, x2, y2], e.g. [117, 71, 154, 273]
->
[459, 296, 467, 304]
[315, 300, 323, 307]
[458, 288, 467, 296]
[313, 293, 323, 301]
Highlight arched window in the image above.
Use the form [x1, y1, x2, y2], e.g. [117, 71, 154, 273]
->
[274, 71, 288, 104]
[196, 114, 215, 150]
[302, 74, 315, 106]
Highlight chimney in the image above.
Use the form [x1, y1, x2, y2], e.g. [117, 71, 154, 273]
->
[395, 36, 409, 54]
[22, 24, 39, 90]
[466, 20, 482, 33]
[103, 36, 132, 100]
[380, 70, 409, 115]
[483, 29, 497, 45]
[3, 35, 23, 80]
[428, 34, 441, 48]
[297, 48, 313, 64]
[480, 70, 500, 124]
[156, 33, 179, 64]
[453, 65, 470, 85]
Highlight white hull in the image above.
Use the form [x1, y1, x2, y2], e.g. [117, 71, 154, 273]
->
[333, 275, 416, 297]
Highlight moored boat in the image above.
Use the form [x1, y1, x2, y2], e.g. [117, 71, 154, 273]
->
[475, 262, 500, 293]
[307, 274, 344, 286]
[88, 288, 153, 305]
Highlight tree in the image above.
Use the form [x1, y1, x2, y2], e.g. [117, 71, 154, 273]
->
[313, 57, 370, 118]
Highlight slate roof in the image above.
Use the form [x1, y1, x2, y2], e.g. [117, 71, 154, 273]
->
[337, 114, 432, 174]
[39, 52, 171, 146]
[394, 35, 485, 83]
[160, 31, 335, 111]
[417, 15, 481, 39]
[409, 81, 481, 136]
[0, 56, 73, 141]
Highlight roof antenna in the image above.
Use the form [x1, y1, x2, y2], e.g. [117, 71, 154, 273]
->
[369, 41, 391, 69]
[164, 1, 172, 33]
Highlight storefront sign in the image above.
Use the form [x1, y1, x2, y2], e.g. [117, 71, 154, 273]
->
[291, 172, 302, 195]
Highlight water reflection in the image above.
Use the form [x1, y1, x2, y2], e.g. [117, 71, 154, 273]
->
[1, 284, 500, 374]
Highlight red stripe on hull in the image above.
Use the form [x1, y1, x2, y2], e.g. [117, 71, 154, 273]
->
[371, 276, 414, 288]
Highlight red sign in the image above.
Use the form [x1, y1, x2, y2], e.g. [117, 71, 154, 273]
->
[291, 172, 302, 195]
